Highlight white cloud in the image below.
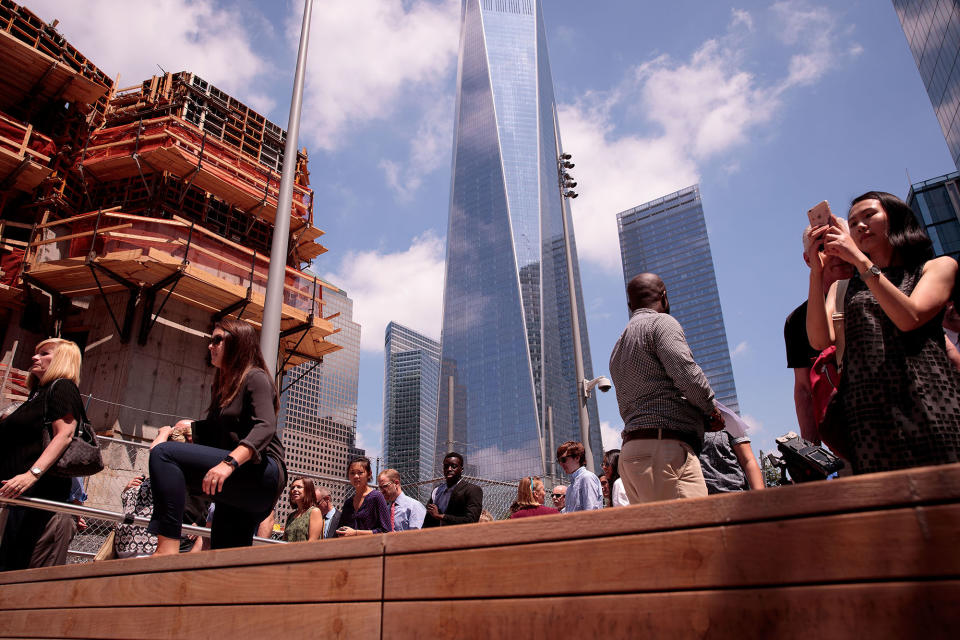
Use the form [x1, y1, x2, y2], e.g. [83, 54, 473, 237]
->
[324, 233, 445, 352]
[355, 422, 383, 462]
[381, 97, 455, 200]
[731, 8, 755, 31]
[558, 3, 855, 272]
[600, 420, 622, 451]
[742, 414, 764, 435]
[299, 0, 459, 150]
[27, 0, 267, 95]
[731, 340, 749, 356]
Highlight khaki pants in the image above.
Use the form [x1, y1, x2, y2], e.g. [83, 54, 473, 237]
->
[620, 436, 708, 504]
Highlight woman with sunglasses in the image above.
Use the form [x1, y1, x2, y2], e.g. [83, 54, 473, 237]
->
[147, 319, 286, 552]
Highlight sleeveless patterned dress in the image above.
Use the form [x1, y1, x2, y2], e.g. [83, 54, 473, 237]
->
[839, 262, 960, 473]
[283, 506, 318, 542]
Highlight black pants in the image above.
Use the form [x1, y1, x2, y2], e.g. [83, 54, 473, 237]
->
[147, 441, 279, 549]
[0, 476, 70, 571]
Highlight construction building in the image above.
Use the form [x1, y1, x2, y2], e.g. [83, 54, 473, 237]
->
[0, 2, 344, 509]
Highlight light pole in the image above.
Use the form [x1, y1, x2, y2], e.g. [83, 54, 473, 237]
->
[556, 152, 611, 473]
[261, 0, 314, 379]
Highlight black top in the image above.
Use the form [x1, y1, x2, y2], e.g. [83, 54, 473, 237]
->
[784, 301, 820, 369]
[191, 368, 286, 494]
[423, 480, 483, 527]
[0, 379, 82, 500]
[337, 489, 390, 535]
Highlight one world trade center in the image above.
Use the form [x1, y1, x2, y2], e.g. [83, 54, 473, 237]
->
[437, 0, 602, 480]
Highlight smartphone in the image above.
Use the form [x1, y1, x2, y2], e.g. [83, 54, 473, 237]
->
[807, 200, 831, 227]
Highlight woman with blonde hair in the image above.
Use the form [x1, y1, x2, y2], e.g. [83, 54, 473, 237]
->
[0, 338, 86, 570]
[509, 477, 558, 519]
[148, 319, 286, 552]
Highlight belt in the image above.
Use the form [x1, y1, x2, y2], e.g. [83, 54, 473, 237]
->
[622, 428, 685, 444]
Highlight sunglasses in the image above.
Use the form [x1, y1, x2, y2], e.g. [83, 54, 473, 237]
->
[209, 334, 226, 346]
[551, 493, 563, 499]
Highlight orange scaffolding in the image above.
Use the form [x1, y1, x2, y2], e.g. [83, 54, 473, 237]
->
[80, 116, 313, 227]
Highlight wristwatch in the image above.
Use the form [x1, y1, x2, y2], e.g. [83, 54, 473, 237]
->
[222, 455, 239, 470]
[864, 264, 882, 279]
[29, 466, 42, 478]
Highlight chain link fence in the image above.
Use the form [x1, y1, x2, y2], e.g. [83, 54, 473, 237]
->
[61, 439, 538, 560]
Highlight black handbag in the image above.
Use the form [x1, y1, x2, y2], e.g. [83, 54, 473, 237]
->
[40, 379, 104, 477]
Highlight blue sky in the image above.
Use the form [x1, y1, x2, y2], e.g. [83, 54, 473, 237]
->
[32, 0, 954, 465]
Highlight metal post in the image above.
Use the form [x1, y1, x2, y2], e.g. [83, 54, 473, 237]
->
[260, 0, 314, 378]
[558, 159, 595, 473]
[547, 405, 556, 479]
[447, 375, 454, 453]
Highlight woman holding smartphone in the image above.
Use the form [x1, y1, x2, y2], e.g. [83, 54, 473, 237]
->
[147, 319, 286, 552]
[806, 191, 960, 473]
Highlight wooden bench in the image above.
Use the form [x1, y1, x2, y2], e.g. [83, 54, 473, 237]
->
[2, 463, 959, 639]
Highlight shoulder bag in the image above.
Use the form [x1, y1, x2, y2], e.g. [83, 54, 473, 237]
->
[40, 379, 104, 477]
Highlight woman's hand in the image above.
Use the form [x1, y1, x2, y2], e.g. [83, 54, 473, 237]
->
[805, 225, 829, 273]
[202, 461, 234, 496]
[823, 217, 867, 268]
[0, 471, 39, 499]
[336, 526, 356, 537]
[173, 419, 193, 442]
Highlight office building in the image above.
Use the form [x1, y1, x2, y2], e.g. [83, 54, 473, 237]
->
[907, 170, 960, 258]
[276, 283, 363, 521]
[893, 0, 960, 168]
[383, 322, 441, 495]
[437, 0, 602, 480]
[616, 185, 740, 412]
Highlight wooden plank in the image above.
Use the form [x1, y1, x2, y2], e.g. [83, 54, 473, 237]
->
[0, 535, 383, 585]
[0, 556, 382, 610]
[384, 462, 960, 554]
[382, 582, 959, 639]
[383, 503, 960, 599]
[0, 603, 380, 639]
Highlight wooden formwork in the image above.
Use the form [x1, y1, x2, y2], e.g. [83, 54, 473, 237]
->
[106, 72, 306, 178]
[0, 0, 111, 117]
[0, 463, 958, 638]
[80, 117, 312, 228]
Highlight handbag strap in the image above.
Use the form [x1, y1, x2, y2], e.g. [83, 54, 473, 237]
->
[42, 378, 90, 436]
[832, 278, 849, 367]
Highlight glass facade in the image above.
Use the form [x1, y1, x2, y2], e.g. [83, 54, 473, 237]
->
[438, 0, 602, 481]
[894, 0, 960, 169]
[383, 322, 441, 497]
[907, 170, 960, 258]
[276, 283, 363, 521]
[616, 185, 741, 412]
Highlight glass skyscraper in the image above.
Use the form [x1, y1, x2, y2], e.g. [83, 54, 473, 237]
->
[276, 283, 362, 520]
[383, 322, 441, 494]
[907, 170, 960, 258]
[616, 185, 740, 412]
[438, 0, 602, 481]
[893, 0, 960, 168]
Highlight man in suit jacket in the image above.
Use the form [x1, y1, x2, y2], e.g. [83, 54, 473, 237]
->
[424, 452, 483, 527]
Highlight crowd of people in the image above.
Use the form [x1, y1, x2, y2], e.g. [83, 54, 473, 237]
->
[2, 190, 960, 569]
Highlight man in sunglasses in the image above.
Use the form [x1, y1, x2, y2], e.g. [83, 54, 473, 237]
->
[423, 452, 482, 527]
[551, 485, 567, 512]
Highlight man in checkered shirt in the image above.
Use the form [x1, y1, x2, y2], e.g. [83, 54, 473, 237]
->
[608, 273, 722, 504]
